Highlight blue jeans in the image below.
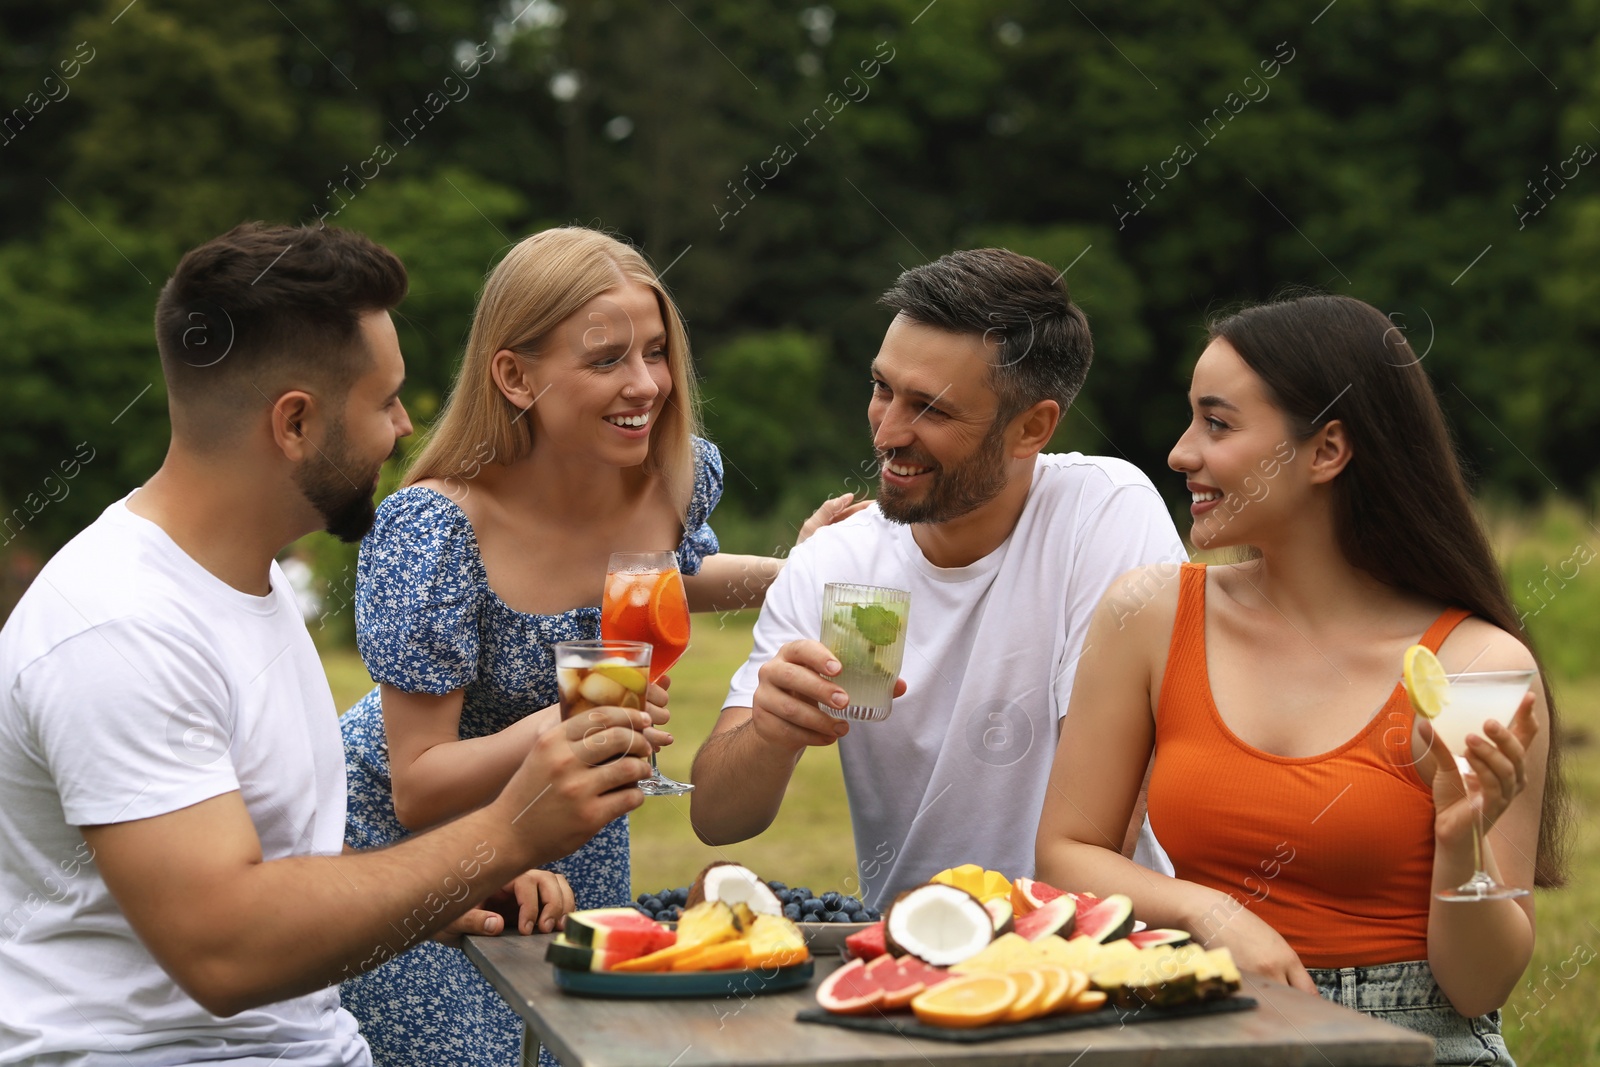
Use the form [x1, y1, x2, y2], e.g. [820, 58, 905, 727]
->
[1309, 960, 1514, 1066]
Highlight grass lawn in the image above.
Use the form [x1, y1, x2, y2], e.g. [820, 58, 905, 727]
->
[322, 602, 1600, 1065]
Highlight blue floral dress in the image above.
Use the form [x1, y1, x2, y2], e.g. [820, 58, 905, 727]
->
[340, 438, 723, 1067]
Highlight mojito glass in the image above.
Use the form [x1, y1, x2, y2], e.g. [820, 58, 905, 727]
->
[820, 583, 910, 722]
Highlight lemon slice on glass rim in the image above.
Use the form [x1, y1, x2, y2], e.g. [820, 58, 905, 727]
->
[1402, 644, 1451, 719]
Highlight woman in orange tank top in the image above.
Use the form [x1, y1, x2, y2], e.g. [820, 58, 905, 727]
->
[1036, 294, 1570, 1066]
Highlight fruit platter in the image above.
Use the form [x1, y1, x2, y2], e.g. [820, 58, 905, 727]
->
[797, 865, 1252, 1041]
[546, 863, 818, 997]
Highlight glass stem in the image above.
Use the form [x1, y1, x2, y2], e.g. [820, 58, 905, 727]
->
[1472, 803, 1486, 878]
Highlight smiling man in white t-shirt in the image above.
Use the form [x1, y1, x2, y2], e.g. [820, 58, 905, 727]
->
[690, 249, 1184, 904]
[0, 223, 654, 1064]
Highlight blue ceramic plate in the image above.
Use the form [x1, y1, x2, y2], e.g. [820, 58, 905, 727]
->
[553, 960, 815, 998]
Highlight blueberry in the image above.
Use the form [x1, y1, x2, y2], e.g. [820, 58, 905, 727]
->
[661, 905, 681, 922]
[776, 889, 793, 905]
[768, 881, 788, 892]
[783, 902, 802, 921]
[826, 910, 848, 923]
[792, 887, 812, 901]
[630, 903, 652, 917]
[821, 891, 842, 910]
[802, 895, 824, 910]
[639, 895, 663, 912]
[843, 896, 862, 912]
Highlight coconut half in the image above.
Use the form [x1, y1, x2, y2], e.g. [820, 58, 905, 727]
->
[884, 883, 994, 967]
[686, 862, 783, 916]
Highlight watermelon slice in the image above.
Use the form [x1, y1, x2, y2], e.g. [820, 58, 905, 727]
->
[984, 898, 1015, 935]
[562, 908, 676, 960]
[1074, 894, 1135, 943]
[1127, 928, 1193, 950]
[845, 921, 888, 961]
[1013, 895, 1076, 941]
[545, 935, 638, 972]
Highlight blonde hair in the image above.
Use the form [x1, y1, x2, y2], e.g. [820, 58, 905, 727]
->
[405, 227, 702, 515]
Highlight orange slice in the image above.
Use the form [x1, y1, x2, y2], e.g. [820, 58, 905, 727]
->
[1060, 989, 1107, 1014]
[1031, 964, 1074, 1014]
[910, 973, 1018, 1029]
[1002, 969, 1047, 1022]
[648, 570, 690, 647]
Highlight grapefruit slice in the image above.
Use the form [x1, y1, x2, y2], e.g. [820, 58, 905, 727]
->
[816, 958, 886, 1015]
[864, 956, 932, 1011]
[911, 973, 1018, 1028]
[1010, 876, 1066, 917]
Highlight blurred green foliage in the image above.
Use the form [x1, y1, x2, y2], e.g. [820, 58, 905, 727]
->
[3, 0, 1598, 573]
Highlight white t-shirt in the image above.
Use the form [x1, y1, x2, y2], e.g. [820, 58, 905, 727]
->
[726, 454, 1186, 904]
[0, 497, 368, 1066]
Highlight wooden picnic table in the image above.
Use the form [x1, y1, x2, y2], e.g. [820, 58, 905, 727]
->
[465, 934, 1436, 1066]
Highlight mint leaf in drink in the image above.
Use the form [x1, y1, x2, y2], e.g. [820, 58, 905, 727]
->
[850, 603, 902, 646]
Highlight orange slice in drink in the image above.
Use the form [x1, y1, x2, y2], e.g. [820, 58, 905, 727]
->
[648, 571, 690, 647]
[910, 973, 1017, 1028]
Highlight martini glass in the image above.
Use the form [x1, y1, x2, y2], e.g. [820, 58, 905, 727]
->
[1428, 668, 1537, 902]
[602, 551, 693, 796]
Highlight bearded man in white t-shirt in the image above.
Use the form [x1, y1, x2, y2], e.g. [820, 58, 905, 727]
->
[690, 248, 1185, 905]
[0, 223, 655, 1065]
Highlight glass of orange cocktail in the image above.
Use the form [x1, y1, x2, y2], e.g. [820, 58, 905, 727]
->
[602, 551, 693, 796]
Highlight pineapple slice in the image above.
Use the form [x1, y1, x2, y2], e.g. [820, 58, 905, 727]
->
[741, 914, 808, 968]
[675, 901, 738, 949]
[951, 932, 1042, 974]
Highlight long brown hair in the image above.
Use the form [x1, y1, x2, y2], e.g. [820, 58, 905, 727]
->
[405, 227, 702, 515]
[1212, 293, 1571, 888]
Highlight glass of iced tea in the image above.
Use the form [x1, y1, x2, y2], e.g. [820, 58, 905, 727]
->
[553, 640, 652, 771]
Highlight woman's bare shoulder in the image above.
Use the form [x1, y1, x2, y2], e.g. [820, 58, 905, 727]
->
[1096, 561, 1186, 642]
[1438, 615, 1537, 674]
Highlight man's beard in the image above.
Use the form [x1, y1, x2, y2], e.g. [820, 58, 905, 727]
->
[294, 422, 392, 543]
[877, 417, 1010, 526]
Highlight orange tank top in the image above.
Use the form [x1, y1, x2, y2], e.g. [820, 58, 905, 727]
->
[1146, 563, 1470, 969]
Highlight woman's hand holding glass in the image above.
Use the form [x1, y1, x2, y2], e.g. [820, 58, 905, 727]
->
[1419, 691, 1538, 851]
